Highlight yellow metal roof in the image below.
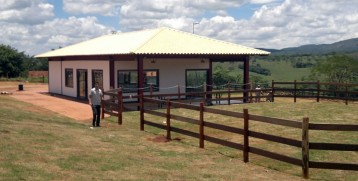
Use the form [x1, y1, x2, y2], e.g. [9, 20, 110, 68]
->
[35, 27, 270, 58]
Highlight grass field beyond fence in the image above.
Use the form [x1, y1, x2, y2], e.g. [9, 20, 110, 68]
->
[0, 92, 357, 180]
[139, 98, 358, 180]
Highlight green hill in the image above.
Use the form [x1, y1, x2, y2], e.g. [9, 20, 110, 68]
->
[215, 59, 311, 85]
[214, 38, 358, 85]
[259, 37, 358, 55]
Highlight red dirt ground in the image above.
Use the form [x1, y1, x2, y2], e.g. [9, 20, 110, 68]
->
[2, 83, 98, 122]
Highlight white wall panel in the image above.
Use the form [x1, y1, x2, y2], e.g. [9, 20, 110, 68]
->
[48, 61, 62, 94]
[61, 60, 109, 97]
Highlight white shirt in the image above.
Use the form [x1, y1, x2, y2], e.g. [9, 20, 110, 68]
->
[89, 88, 103, 106]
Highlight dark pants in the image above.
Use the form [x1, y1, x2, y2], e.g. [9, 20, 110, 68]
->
[92, 105, 101, 127]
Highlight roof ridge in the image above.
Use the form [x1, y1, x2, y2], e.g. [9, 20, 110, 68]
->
[142, 27, 268, 54]
[175, 28, 266, 53]
[131, 27, 165, 54]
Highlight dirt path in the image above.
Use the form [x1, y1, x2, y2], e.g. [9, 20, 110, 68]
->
[1, 82, 94, 122]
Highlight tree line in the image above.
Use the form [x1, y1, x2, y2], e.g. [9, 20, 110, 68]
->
[0, 44, 48, 79]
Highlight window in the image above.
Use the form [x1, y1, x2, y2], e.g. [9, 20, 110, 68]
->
[117, 70, 159, 93]
[186, 69, 208, 97]
[65, 69, 73, 88]
[92, 70, 103, 89]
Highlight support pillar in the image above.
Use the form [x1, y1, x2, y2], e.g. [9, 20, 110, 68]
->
[243, 56, 250, 103]
[109, 56, 115, 89]
[207, 59, 213, 102]
[137, 55, 144, 97]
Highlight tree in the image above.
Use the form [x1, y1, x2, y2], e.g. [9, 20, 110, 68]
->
[213, 65, 240, 86]
[310, 54, 358, 83]
[22, 57, 48, 76]
[0, 45, 24, 78]
[213, 65, 230, 85]
[0, 44, 48, 79]
[250, 75, 269, 87]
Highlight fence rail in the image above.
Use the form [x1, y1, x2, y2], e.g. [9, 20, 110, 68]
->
[138, 97, 358, 179]
[272, 80, 358, 104]
[101, 82, 358, 179]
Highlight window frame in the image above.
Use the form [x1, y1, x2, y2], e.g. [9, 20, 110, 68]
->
[117, 69, 159, 93]
[185, 69, 209, 97]
[65, 68, 74, 88]
[92, 69, 103, 89]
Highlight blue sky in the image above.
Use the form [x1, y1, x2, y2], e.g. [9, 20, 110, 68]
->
[0, 0, 357, 55]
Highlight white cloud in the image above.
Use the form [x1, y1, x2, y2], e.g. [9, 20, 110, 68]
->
[63, 0, 124, 16]
[195, 0, 358, 49]
[61, 0, 245, 31]
[118, 0, 246, 32]
[0, 16, 113, 55]
[250, 0, 280, 4]
[0, 0, 54, 24]
[0, 0, 31, 10]
[62, 0, 243, 16]
[1, 0, 358, 56]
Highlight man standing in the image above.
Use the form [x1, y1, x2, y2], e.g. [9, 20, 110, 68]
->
[89, 82, 103, 128]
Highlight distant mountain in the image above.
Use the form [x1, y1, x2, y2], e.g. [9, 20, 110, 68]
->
[258, 38, 358, 55]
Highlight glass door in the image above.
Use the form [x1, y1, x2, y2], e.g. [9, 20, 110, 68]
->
[186, 69, 208, 98]
[92, 70, 103, 90]
[77, 69, 88, 99]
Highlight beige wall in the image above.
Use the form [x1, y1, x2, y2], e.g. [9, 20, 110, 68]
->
[61, 60, 109, 97]
[49, 61, 62, 94]
[115, 58, 209, 94]
[49, 58, 209, 98]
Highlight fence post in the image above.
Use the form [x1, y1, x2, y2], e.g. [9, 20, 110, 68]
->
[42, 75, 45, 83]
[228, 82, 231, 105]
[317, 80, 320, 103]
[178, 83, 181, 100]
[294, 80, 297, 103]
[302, 117, 309, 179]
[199, 102, 204, 148]
[250, 81, 253, 103]
[271, 80, 275, 102]
[345, 83, 348, 105]
[203, 82, 207, 104]
[166, 99, 171, 140]
[140, 95, 144, 131]
[243, 109, 249, 163]
[118, 90, 123, 125]
[101, 99, 105, 119]
[219, 92, 221, 105]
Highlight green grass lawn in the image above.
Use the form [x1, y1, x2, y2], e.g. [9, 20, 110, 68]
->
[0, 95, 303, 181]
[141, 99, 358, 181]
[0, 94, 357, 180]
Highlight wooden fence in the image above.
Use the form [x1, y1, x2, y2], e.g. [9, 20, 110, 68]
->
[139, 97, 358, 179]
[28, 71, 48, 83]
[101, 87, 272, 125]
[272, 80, 358, 105]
